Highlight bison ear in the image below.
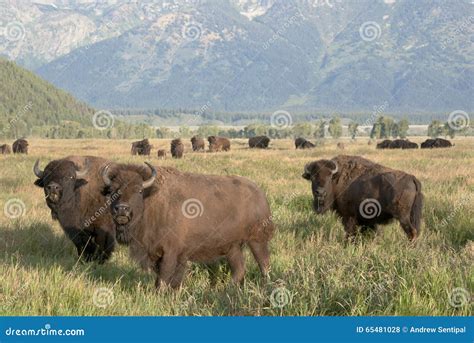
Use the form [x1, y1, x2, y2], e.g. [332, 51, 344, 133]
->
[74, 179, 88, 190]
[34, 178, 44, 187]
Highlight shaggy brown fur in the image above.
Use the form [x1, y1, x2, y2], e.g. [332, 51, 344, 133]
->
[421, 138, 453, 149]
[0, 144, 11, 154]
[170, 139, 184, 158]
[295, 138, 315, 149]
[12, 138, 28, 154]
[157, 149, 167, 159]
[131, 139, 152, 155]
[208, 136, 231, 152]
[190, 136, 205, 151]
[249, 136, 270, 149]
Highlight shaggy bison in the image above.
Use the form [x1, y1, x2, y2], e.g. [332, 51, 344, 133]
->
[337, 142, 345, 150]
[376, 140, 392, 149]
[208, 136, 230, 152]
[421, 138, 453, 149]
[102, 162, 274, 288]
[0, 144, 11, 154]
[190, 136, 205, 151]
[12, 138, 28, 154]
[302, 155, 423, 242]
[388, 139, 418, 149]
[33, 156, 117, 262]
[249, 136, 270, 149]
[295, 138, 315, 149]
[171, 139, 184, 158]
[157, 149, 167, 159]
[131, 139, 152, 156]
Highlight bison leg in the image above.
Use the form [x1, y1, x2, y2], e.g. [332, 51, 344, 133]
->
[155, 251, 178, 289]
[342, 217, 358, 243]
[227, 244, 245, 284]
[248, 241, 270, 278]
[400, 220, 418, 241]
[93, 228, 116, 263]
[169, 257, 188, 289]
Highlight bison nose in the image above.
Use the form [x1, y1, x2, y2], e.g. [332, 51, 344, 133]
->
[46, 183, 60, 192]
[114, 203, 130, 214]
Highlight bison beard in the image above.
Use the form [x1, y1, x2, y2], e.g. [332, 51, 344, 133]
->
[33, 156, 117, 263]
[303, 155, 423, 242]
[102, 162, 274, 289]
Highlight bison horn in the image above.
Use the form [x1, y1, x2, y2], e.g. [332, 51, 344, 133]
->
[142, 162, 157, 189]
[102, 164, 113, 186]
[75, 161, 89, 179]
[330, 161, 338, 175]
[33, 159, 44, 178]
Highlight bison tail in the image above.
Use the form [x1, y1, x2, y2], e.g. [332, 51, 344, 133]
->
[410, 179, 423, 235]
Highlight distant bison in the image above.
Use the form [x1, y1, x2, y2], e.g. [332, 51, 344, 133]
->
[249, 136, 270, 149]
[302, 155, 423, 242]
[12, 138, 28, 154]
[376, 139, 392, 149]
[102, 162, 274, 288]
[295, 138, 315, 149]
[0, 144, 11, 154]
[131, 139, 152, 156]
[208, 136, 231, 152]
[190, 136, 205, 151]
[421, 138, 453, 149]
[157, 149, 167, 159]
[171, 138, 184, 158]
[388, 139, 418, 149]
[337, 142, 345, 150]
[33, 156, 116, 262]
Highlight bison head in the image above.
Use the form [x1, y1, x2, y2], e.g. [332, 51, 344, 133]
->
[102, 162, 156, 244]
[302, 160, 338, 214]
[33, 159, 88, 205]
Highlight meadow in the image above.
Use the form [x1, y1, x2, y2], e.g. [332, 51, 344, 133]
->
[0, 137, 472, 316]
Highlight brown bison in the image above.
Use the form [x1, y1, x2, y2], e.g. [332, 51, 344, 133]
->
[101, 162, 274, 288]
[0, 144, 11, 154]
[388, 139, 418, 149]
[190, 136, 205, 151]
[295, 138, 315, 149]
[421, 138, 453, 149]
[157, 149, 167, 159]
[302, 155, 423, 242]
[171, 138, 184, 158]
[376, 139, 392, 149]
[249, 136, 270, 149]
[12, 138, 28, 154]
[33, 156, 117, 262]
[208, 136, 230, 152]
[131, 139, 152, 155]
[337, 142, 345, 150]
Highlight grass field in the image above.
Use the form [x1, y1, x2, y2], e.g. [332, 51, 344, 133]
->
[0, 137, 472, 316]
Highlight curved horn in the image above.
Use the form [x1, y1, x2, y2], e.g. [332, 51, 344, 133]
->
[142, 162, 157, 189]
[304, 163, 311, 175]
[330, 161, 338, 175]
[102, 164, 113, 186]
[75, 160, 89, 179]
[33, 159, 44, 178]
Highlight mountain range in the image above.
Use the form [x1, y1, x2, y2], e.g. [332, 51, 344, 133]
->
[1, 0, 472, 115]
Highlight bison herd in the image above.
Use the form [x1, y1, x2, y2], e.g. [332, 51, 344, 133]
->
[0, 138, 29, 154]
[376, 138, 453, 150]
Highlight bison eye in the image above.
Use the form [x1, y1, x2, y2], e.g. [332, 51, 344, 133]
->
[139, 189, 143, 194]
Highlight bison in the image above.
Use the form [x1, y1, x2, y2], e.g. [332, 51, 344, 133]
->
[0, 144, 11, 154]
[208, 136, 230, 152]
[295, 138, 315, 149]
[12, 138, 28, 154]
[157, 149, 167, 159]
[337, 142, 345, 150]
[171, 138, 184, 158]
[420, 138, 453, 149]
[33, 156, 117, 262]
[101, 162, 274, 288]
[387, 139, 418, 149]
[131, 139, 152, 156]
[248, 136, 270, 149]
[302, 155, 423, 242]
[376, 139, 392, 149]
[190, 136, 205, 152]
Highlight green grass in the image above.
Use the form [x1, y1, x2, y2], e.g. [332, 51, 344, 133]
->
[0, 138, 472, 315]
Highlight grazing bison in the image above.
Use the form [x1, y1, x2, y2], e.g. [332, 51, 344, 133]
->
[157, 149, 167, 159]
[295, 138, 315, 149]
[208, 136, 231, 152]
[12, 138, 28, 154]
[101, 162, 274, 288]
[170, 139, 184, 158]
[388, 139, 418, 149]
[337, 142, 345, 150]
[302, 155, 423, 242]
[421, 138, 453, 149]
[249, 136, 270, 149]
[0, 144, 11, 154]
[190, 136, 205, 152]
[33, 156, 117, 262]
[376, 139, 392, 149]
[131, 139, 152, 156]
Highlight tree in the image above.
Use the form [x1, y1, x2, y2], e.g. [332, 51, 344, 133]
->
[398, 119, 409, 138]
[293, 122, 313, 138]
[370, 116, 395, 139]
[348, 122, 359, 139]
[328, 117, 342, 139]
[314, 120, 326, 139]
[443, 122, 456, 139]
[427, 120, 445, 138]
